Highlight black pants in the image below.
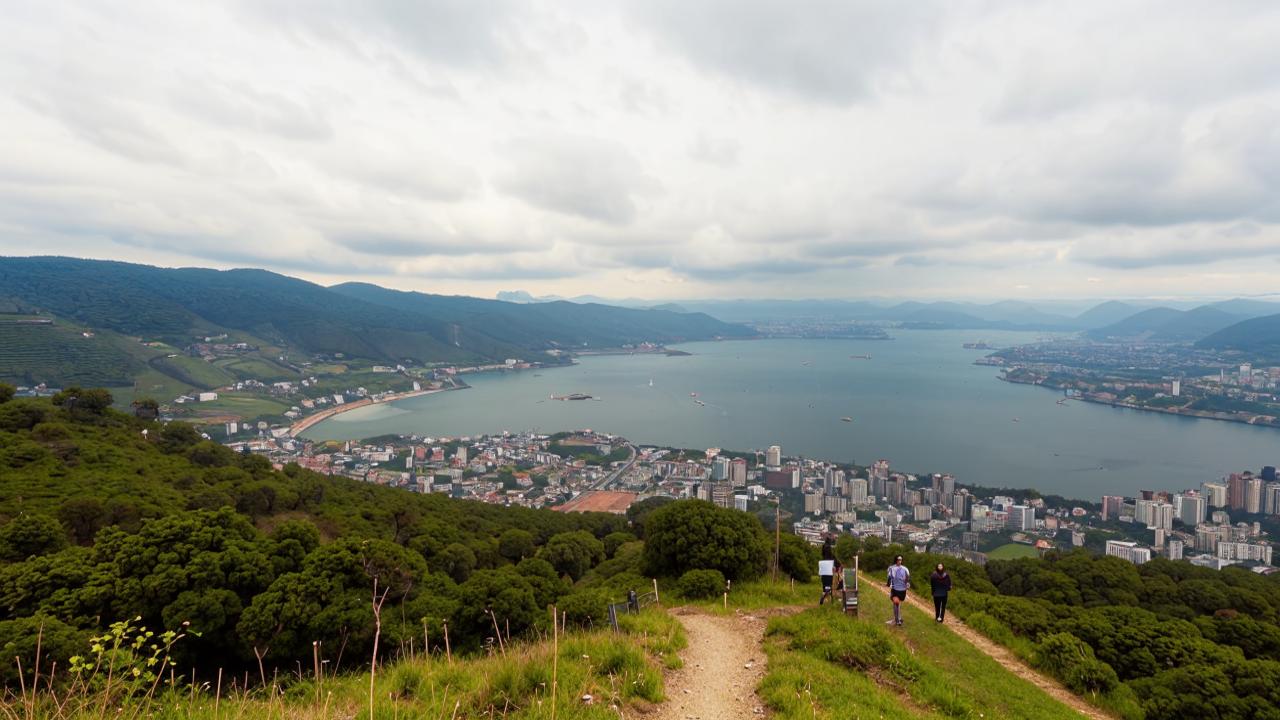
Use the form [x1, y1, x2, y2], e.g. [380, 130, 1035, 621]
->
[820, 575, 833, 604]
[933, 594, 948, 620]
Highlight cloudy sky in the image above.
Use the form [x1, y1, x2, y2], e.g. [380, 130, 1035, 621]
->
[3, 1, 1280, 301]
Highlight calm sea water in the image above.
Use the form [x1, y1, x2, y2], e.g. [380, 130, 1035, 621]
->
[303, 331, 1280, 499]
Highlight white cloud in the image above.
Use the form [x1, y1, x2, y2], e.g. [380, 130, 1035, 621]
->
[3, 1, 1280, 299]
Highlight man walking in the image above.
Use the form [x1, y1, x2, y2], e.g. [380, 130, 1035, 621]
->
[886, 555, 910, 626]
[818, 557, 835, 605]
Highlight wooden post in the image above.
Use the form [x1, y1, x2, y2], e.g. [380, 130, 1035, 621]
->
[442, 619, 452, 663]
[652, 577, 660, 605]
[551, 605, 559, 720]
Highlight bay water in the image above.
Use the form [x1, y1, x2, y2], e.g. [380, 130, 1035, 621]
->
[303, 331, 1279, 500]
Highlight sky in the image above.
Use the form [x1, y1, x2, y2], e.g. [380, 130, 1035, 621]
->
[3, 1, 1280, 301]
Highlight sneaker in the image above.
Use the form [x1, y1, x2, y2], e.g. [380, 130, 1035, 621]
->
[896, 620, 904, 626]
[885, 619, 896, 625]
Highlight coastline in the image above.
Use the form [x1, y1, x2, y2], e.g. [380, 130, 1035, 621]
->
[289, 386, 448, 437]
[997, 375, 1280, 429]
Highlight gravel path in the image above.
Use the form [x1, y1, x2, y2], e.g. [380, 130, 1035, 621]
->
[654, 609, 770, 720]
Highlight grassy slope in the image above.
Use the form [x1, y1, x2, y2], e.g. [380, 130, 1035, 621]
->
[715, 579, 1085, 720]
[6, 610, 686, 720]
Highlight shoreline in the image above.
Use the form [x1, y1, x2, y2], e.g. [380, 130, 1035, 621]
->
[997, 375, 1280, 430]
[289, 386, 449, 437]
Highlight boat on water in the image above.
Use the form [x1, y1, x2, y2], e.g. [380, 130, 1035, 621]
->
[841, 416, 853, 423]
[694, 399, 706, 406]
[690, 392, 699, 397]
[648, 378, 654, 387]
[962, 341, 993, 350]
[1056, 398, 1067, 405]
[551, 393, 593, 401]
[850, 354, 872, 360]
[1012, 417, 1021, 423]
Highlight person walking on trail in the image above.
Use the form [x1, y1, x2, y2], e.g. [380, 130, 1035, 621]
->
[886, 555, 910, 626]
[818, 557, 835, 605]
[930, 563, 953, 622]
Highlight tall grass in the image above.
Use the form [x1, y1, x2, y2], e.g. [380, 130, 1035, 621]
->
[1, 609, 685, 720]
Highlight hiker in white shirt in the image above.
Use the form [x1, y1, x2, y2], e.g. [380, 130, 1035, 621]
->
[886, 555, 910, 626]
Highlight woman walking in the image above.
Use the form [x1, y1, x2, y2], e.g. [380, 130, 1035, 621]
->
[886, 555, 910, 626]
[930, 563, 953, 622]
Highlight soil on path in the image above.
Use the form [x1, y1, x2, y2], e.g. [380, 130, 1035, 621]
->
[653, 608, 770, 720]
[863, 574, 1113, 720]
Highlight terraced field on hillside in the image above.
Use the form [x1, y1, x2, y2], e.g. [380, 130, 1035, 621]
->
[0, 318, 141, 387]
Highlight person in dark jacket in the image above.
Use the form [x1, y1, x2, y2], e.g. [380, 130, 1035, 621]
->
[929, 563, 953, 622]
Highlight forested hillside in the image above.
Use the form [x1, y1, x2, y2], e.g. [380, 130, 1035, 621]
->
[331, 282, 755, 349]
[0, 258, 750, 370]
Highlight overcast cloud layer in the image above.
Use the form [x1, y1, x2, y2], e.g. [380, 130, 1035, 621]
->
[3, 1, 1280, 300]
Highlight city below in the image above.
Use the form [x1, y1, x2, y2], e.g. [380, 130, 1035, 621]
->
[230, 416, 1279, 573]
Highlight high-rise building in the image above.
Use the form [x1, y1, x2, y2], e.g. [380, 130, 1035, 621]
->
[730, 458, 748, 487]
[824, 495, 848, 514]
[710, 481, 735, 509]
[848, 477, 869, 505]
[886, 476, 906, 506]
[1168, 539, 1184, 560]
[1009, 505, 1036, 531]
[951, 491, 971, 520]
[913, 504, 932, 522]
[931, 474, 955, 496]
[766, 445, 782, 469]
[1246, 477, 1264, 514]
[1101, 495, 1125, 521]
[1217, 542, 1273, 565]
[1264, 482, 1280, 516]
[825, 468, 846, 496]
[1228, 473, 1248, 511]
[1202, 482, 1228, 508]
[804, 493, 823, 514]
[1263, 466, 1278, 483]
[711, 456, 731, 481]
[1171, 379, 1181, 397]
[871, 459, 890, 481]
[1134, 499, 1156, 526]
[1174, 493, 1207, 527]
[1105, 540, 1152, 565]
[1150, 502, 1175, 530]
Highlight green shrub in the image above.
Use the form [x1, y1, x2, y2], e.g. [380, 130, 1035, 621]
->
[678, 569, 726, 599]
[1033, 632, 1120, 695]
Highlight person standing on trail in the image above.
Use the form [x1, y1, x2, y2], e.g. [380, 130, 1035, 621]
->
[886, 555, 910, 626]
[929, 563, 953, 622]
[818, 557, 836, 605]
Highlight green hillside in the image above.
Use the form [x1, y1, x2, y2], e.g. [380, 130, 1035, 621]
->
[1197, 312, 1280, 358]
[0, 258, 751, 380]
[331, 281, 755, 348]
[863, 545, 1280, 720]
[0, 318, 142, 387]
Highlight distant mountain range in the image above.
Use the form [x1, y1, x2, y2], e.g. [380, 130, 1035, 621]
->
[0, 257, 752, 377]
[499, 288, 1280, 354]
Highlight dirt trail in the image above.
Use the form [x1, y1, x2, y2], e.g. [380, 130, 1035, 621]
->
[653, 609, 770, 720]
[863, 575, 1113, 720]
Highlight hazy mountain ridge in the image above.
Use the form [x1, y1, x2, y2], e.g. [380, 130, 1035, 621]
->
[1086, 306, 1247, 343]
[1197, 313, 1280, 356]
